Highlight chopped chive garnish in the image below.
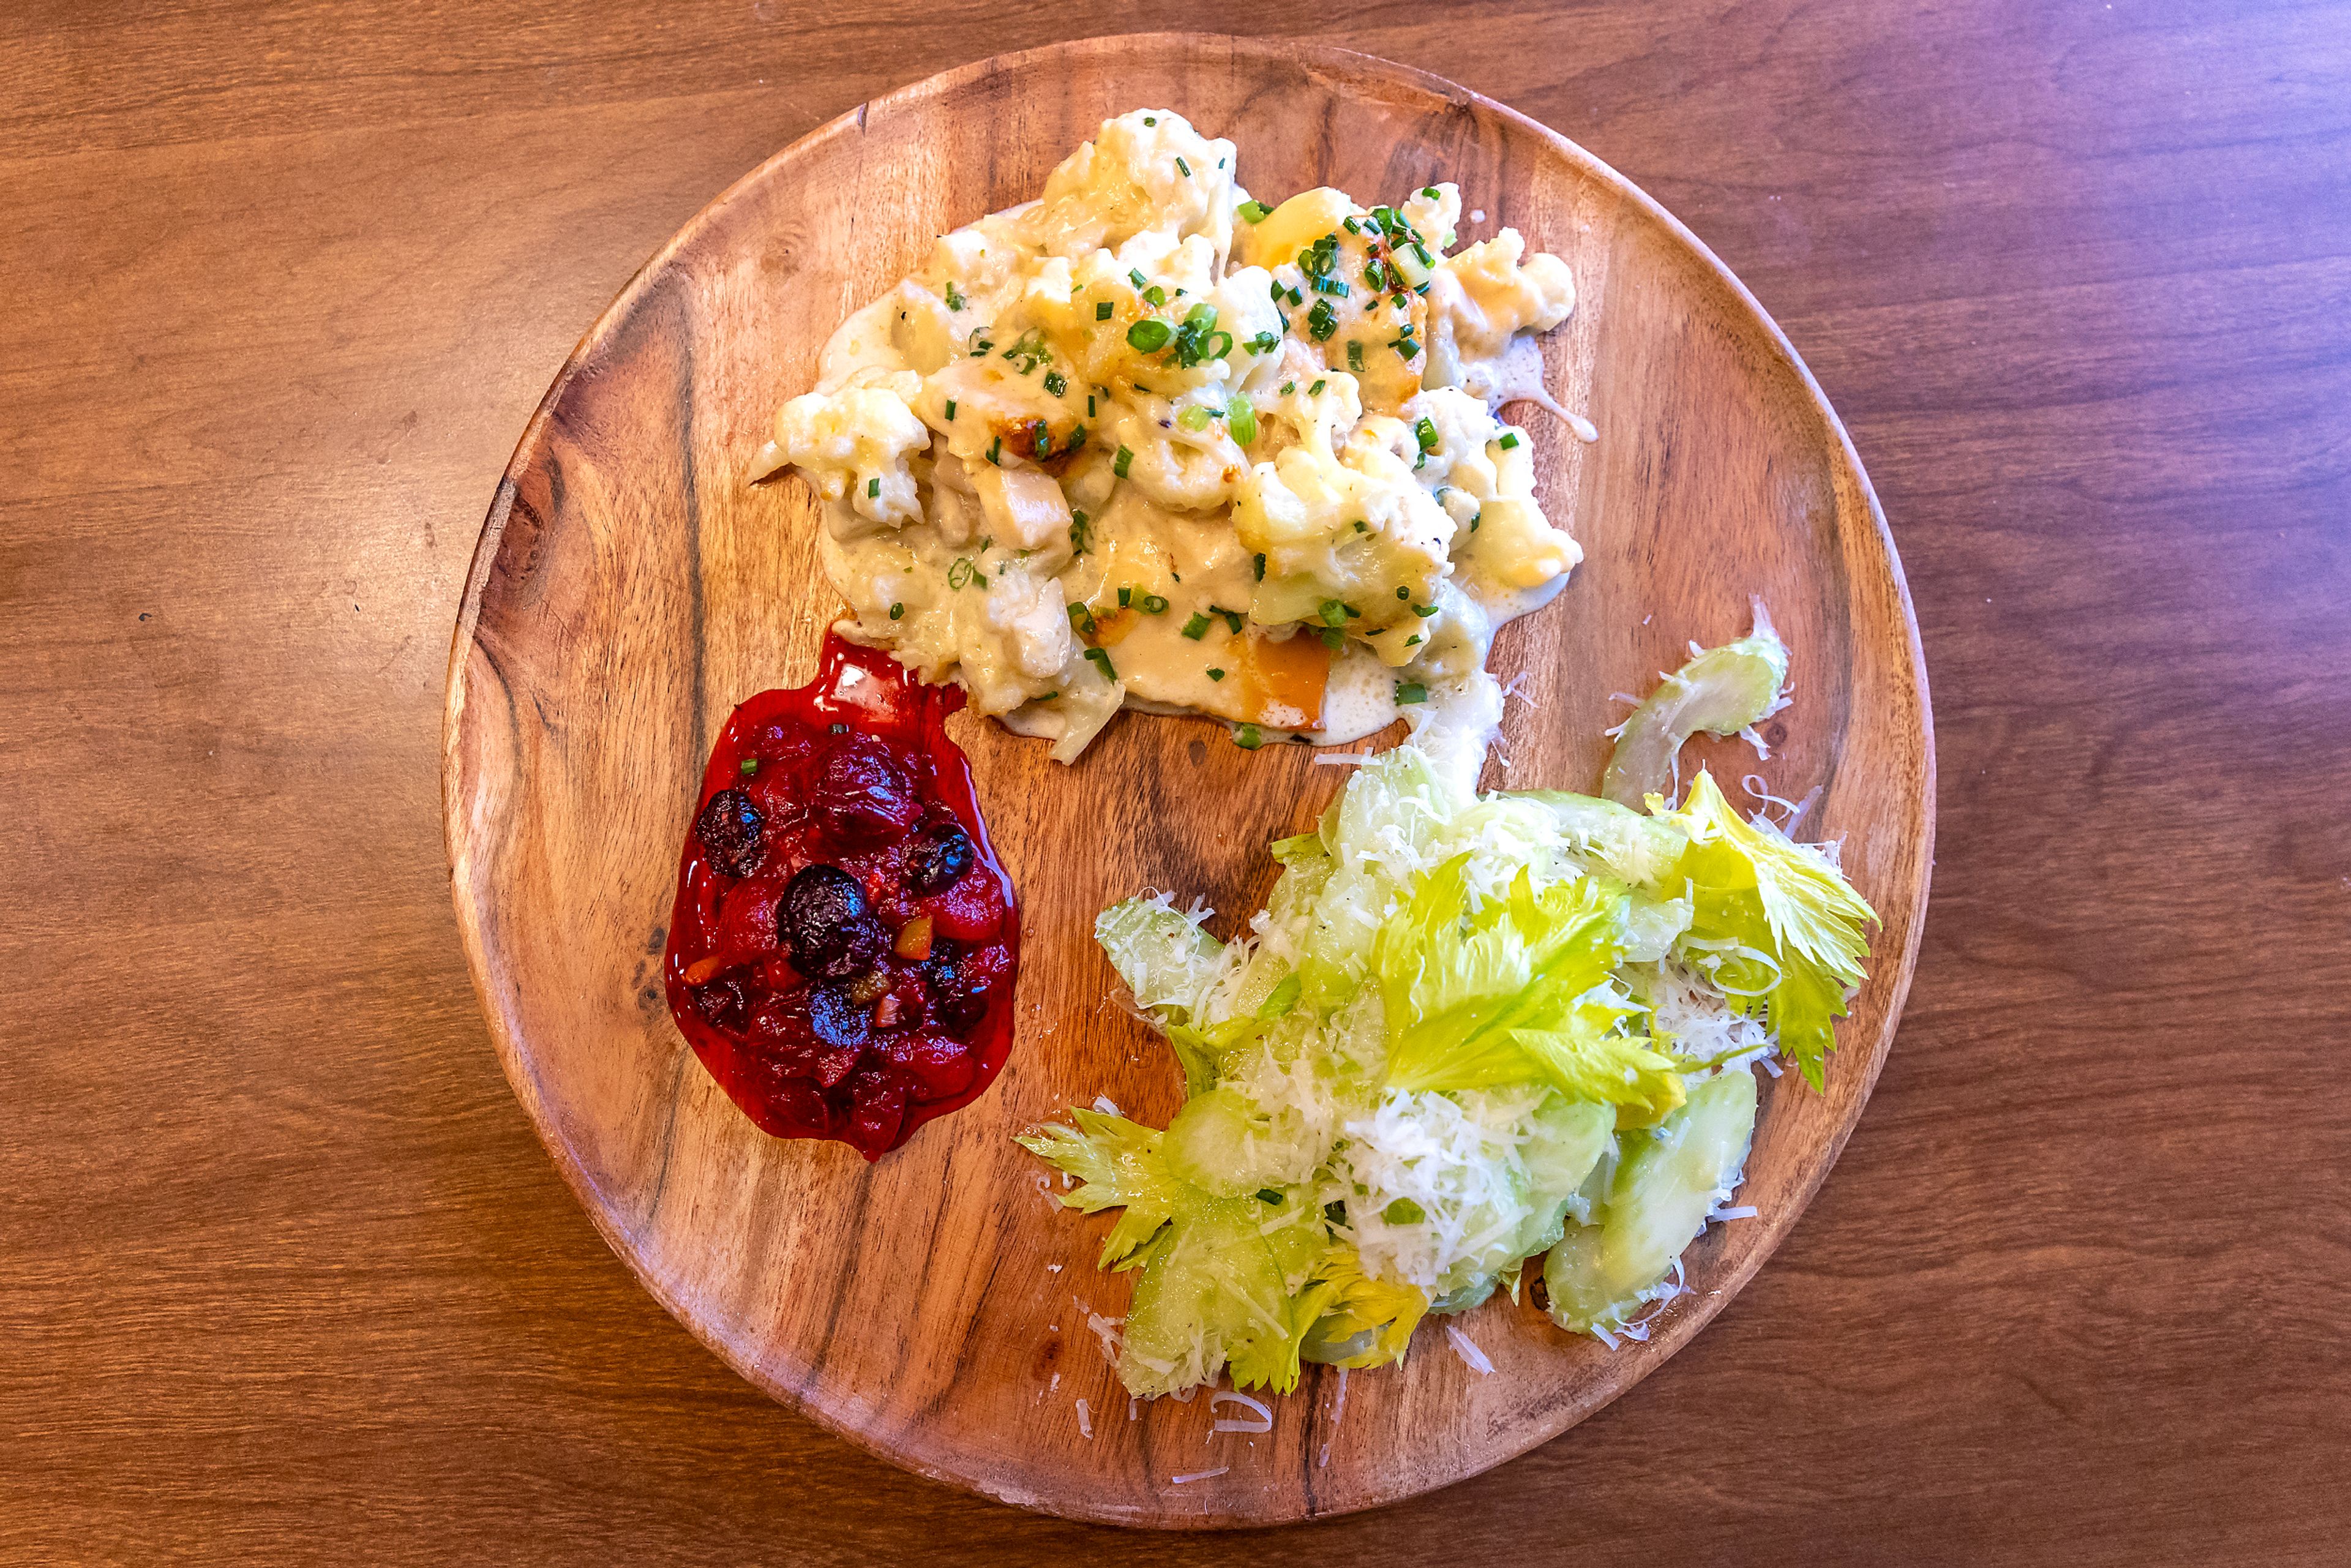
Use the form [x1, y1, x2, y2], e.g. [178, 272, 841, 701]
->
[1044, 370, 1067, 396]
[1253, 553, 1266, 581]
[1067, 424, 1087, 452]
[866, 476, 880, 498]
[1233, 723, 1263, 750]
[1404, 634, 1422, 646]
[1343, 217, 1360, 233]
[1306, 299, 1338, 342]
[1415, 417, 1440, 455]
[888, 602, 904, 621]
[1087, 394, 1097, 416]
[1142, 283, 1166, 308]
[986, 437, 1002, 465]
[944, 282, 964, 311]
[1175, 156, 1191, 176]
[1128, 319, 1171, 352]
[1228, 394, 1257, 445]
[1308, 378, 1326, 395]
[1141, 594, 1169, 615]
[1085, 646, 1118, 680]
[1352, 520, 1366, 532]
[947, 557, 976, 590]
[1390, 332, 1420, 361]
[1415, 603, 1438, 618]
[943, 398, 957, 420]
[1067, 601, 1095, 634]
[1207, 667, 1226, 681]
[1211, 606, 1245, 634]
[1397, 586, 1410, 599]
[1129, 268, 1148, 289]
[1245, 330, 1280, 355]
[1118, 585, 1132, 608]
[1318, 626, 1345, 650]
[1114, 445, 1134, 477]
[970, 339, 992, 356]
[1181, 612, 1212, 640]
[1346, 340, 1365, 372]
[1318, 599, 1349, 629]
[1499, 431, 1521, 449]
[1238, 199, 1270, 223]
[1143, 116, 1156, 126]
[1095, 300, 1113, 321]
[738, 757, 759, 776]
[1422, 184, 1439, 198]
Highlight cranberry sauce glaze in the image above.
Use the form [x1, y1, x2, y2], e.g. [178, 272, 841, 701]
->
[663, 633, 1019, 1160]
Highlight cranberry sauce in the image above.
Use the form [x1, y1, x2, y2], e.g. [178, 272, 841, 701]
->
[662, 633, 1019, 1160]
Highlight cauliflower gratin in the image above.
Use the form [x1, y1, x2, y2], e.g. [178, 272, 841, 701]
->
[753, 109, 1592, 762]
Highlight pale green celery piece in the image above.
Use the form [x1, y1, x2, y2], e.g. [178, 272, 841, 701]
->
[1163, 1087, 1295, 1196]
[1094, 897, 1223, 1024]
[1518, 790, 1692, 888]
[1509, 1097, 1616, 1260]
[1542, 1067, 1758, 1335]
[1297, 746, 1458, 1009]
[1428, 1275, 1499, 1315]
[1599, 601, 1788, 809]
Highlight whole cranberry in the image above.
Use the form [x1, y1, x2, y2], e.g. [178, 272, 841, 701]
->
[694, 788, 765, 877]
[921, 947, 994, 1035]
[781, 865, 886, 978]
[904, 820, 975, 894]
[812, 737, 922, 846]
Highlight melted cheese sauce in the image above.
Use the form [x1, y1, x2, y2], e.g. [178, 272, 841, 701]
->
[756, 108, 1595, 762]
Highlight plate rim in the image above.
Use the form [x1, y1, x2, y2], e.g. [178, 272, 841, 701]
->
[443, 29, 1936, 1528]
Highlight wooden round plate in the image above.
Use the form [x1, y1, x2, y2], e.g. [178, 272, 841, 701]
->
[443, 33, 1933, 1528]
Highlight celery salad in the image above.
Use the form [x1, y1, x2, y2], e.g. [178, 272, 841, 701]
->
[1019, 617, 1879, 1398]
[754, 109, 1590, 760]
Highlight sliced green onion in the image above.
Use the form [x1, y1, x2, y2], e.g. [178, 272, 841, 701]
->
[1306, 299, 1337, 341]
[1095, 301, 1113, 321]
[1415, 603, 1438, 618]
[947, 557, 976, 590]
[1308, 378, 1326, 396]
[1127, 319, 1171, 352]
[1129, 268, 1147, 289]
[1142, 283, 1167, 308]
[944, 282, 964, 311]
[1396, 585, 1410, 599]
[1232, 723, 1263, 750]
[1085, 646, 1118, 680]
[1067, 601, 1095, 634]
[1177, 404, 1216, 432]
[1114, 445, 1134, 478]
[1228, 395, 1257, 445]
[1499, 431, 1521, 449]
[1140, 594, 1169, 615]
[1181, 612, 1212, 640]
[1044, 370, 1067, 397]
[943, 398, 956, 421]
[1117, 585, 1132, 608]
[866, 477, 880, 498]
[1318, 599, 1349, 628]
[739, 757, 760, 776]
[1238, 199, 1270, 223]
[1211, 606, 1245, 634]
[1253, 553, 1267, 581]
[1394, 681, 1428, 705]
[1207, 667, 1226, 681]
[1415, 417, 1440, 456]
[1346, 340, 1365, 372]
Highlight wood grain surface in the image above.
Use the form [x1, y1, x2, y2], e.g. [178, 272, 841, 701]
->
[4, 1, 2347, 1561]
[443, 34, 1929, 1528]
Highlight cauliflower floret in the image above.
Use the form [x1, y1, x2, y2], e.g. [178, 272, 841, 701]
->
[1233, 381, 1457, 661]
[1427, 228, 1575, 369]
[1407, 388, 1580, 593]
[1400, 181, 1461, 253]
[1030, 109, 1238, 260]
[776, 370, 929, 530]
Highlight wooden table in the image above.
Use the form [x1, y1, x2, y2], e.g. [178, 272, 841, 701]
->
[6, 3, 2344, 1561]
